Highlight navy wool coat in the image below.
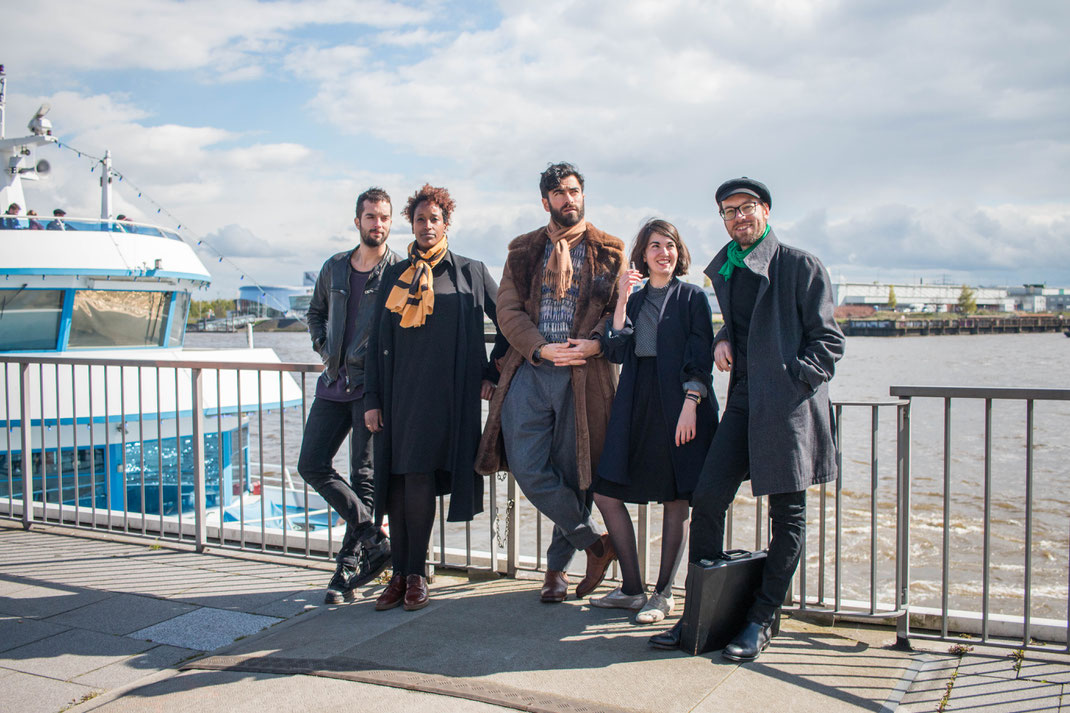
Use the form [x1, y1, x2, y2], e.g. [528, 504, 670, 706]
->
[363, 251, 504, 523]
[597, 279, 718, 495]
[706, 228, 845, 497]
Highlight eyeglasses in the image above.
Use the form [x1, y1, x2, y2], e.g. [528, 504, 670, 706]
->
[719, 202, 759, 222]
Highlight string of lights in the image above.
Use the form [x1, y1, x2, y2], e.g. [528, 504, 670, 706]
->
[51, 139, 306, 324]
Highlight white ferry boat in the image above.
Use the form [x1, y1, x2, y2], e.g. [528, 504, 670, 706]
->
[0, 67, 315, 536]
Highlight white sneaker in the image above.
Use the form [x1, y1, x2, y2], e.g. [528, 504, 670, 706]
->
[634, 589, 674, 624]
[590, 586, 648, 610]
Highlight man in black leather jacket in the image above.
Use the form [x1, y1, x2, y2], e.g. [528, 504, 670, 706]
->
[299, 187, 401, 604]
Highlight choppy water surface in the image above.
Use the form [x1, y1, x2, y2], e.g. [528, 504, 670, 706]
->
[187, 331, 1070, 620]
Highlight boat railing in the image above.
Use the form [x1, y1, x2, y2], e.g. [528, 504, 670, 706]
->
[2, 353, 1069, 650]
[0, 216, 182, 240]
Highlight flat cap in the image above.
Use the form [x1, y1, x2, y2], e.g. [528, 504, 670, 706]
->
[715, 177, 771, 209]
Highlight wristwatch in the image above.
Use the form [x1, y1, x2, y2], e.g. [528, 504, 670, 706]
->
[533, 346, 542, 363]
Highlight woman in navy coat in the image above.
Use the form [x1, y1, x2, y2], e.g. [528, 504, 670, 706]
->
[590, 219, 718, 624]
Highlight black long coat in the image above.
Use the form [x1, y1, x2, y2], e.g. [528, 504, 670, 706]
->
[597, 279, 718, 495]
[363, 250, 503, 523]
[706, 229, 845, 496]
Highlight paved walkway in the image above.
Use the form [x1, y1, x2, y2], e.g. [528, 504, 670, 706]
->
[1, 521, 1067, 712]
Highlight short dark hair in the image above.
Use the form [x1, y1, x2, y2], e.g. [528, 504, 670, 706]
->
[53, 209, 66, 216]
[629, 219, 691, 278]
[355, 187, 391, 218]
[404, 184, 455, 227]
[539, 162, 584, 200]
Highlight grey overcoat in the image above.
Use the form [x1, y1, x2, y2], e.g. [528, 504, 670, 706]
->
[705, 228, 846, 496]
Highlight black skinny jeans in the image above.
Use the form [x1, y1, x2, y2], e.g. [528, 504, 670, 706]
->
[688, 377, 807, 627]
[296, 396, 375, 568]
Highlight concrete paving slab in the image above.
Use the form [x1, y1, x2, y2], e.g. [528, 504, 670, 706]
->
[0, 626, 155, 679]
[130, 607, 282, 651]
[0, 575, 32, 595]
[950, 649, 1024, 681]
[692, 631, 916, 713]
[228, 597, 426, 660]
[71, 643, 200, 690]
[86, 669, 509, 713]
[319, 578, 748, 712]
[1016, 656, 1070, 685]
[0, 615, 71, 653]
[943, 674, 1064, 712]
[82, 564, 222, 598]
[1, 561, 212, 598]
[896, 654, 964, 713]
[0, 582, 112, 619]
[45, 593, 199, 635]
[0, 669, 99, 713]
[168, 576, 316, 611]
[249, 590, 321, 618]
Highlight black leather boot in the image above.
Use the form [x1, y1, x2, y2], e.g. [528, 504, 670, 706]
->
[722, 621, 772, 662]
[648, 620, 683, 650]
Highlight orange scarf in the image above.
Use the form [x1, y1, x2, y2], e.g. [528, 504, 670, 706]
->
[385, 239, 448, 328]
[543, 218, 587, 300]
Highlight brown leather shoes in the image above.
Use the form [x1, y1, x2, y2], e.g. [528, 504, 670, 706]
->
[375, 573, 405, 611]
[403, 574, 429, 611]
[540, 570, 568, 603]
[575, 534, 616, 599]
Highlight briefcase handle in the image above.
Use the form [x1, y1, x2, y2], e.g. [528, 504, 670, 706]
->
[720, 549, 753, 561]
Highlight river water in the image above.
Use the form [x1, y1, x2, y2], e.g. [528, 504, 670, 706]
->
[186, 330, 1070, 620]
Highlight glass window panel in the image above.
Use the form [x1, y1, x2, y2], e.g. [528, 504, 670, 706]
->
[168, 292, 188, 346]
[68, 290, 169, 348]
[0, 289, 64, 350]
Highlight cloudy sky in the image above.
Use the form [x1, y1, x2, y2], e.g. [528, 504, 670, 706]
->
[2, 0, 1067, 296]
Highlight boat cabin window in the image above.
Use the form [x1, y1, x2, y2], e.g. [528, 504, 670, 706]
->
[168, 292, 189, 346]
[68, 290, 169, 349]
[0, 289, 64, 350]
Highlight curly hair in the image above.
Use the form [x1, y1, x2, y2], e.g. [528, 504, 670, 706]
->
[404, 184, 455, 227]
[629, 219, 691, 278]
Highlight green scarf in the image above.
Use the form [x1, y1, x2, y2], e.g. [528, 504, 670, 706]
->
[718, 225, 770, 281]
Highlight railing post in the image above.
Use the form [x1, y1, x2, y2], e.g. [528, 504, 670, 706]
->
[506, 474, 519, 577]
[895, 398, 912, 649]
[19, 362, 33, 529]
[190, 367, 207, 551]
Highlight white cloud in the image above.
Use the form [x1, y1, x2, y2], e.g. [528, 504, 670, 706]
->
[199, 224, 294, 258]
[8, 0, 1070, 295]
[0, 0, 429, 78]
[788, 203, 1070, 286]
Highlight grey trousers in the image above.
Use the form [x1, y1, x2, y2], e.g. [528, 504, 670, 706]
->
[501, 361, 604, 571]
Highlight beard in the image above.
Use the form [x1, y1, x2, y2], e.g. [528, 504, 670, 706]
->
[360, 228, 388, 248]
[549, 202, 585, 228]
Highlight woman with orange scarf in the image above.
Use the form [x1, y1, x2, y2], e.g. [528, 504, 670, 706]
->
[363, 184, 504, 611]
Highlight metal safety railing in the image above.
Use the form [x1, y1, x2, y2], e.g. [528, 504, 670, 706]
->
[2, 353, 1069, 650]
[888, 386, 1070, 652]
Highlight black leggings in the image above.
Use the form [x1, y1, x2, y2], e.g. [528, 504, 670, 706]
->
[386, 472, 437, 577]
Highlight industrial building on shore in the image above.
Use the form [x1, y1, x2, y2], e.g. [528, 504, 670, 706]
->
[832, 281, 1070, 314]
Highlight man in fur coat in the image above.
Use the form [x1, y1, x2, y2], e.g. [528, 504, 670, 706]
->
[477, 162, 624, 603]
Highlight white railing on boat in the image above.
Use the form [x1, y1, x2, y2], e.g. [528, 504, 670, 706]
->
[2, 353, 1069, 652]
[0, 216, 183, 241]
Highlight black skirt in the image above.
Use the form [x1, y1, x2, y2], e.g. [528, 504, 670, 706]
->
[592, 357, 686, 504]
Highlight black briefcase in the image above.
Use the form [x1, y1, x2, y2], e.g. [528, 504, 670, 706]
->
[678, 549, 780, 655]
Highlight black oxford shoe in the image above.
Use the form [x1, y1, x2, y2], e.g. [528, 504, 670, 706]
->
[648, 620, 683, 650]
[722, 621, 773, 662]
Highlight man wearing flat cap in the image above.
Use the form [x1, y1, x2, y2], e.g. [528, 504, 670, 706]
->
[650, 177, 845, 661]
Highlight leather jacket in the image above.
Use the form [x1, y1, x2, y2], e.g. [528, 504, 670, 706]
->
[307, 247, 400, 392]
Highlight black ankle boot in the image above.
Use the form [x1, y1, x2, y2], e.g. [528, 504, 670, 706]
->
[648, 620, 683, 650]
[722, 621, 772, 662]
